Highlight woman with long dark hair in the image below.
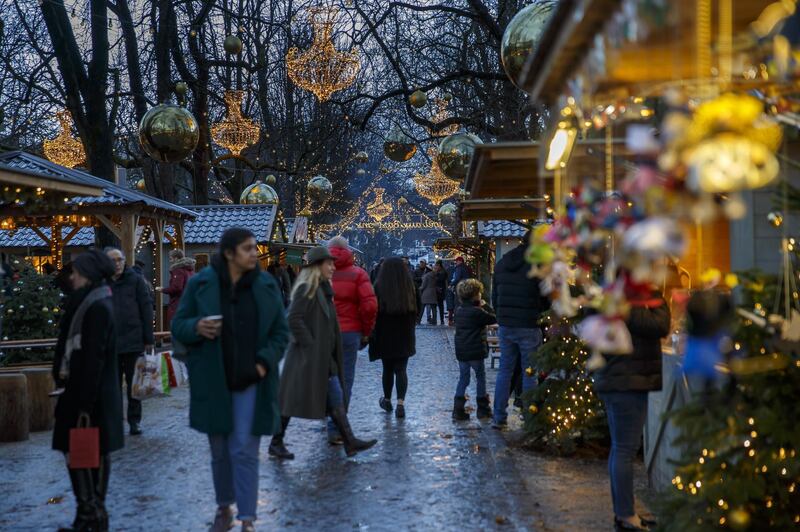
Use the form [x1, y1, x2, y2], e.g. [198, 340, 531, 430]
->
[52, 250, 121, 532]
[369, 257, 418, 418]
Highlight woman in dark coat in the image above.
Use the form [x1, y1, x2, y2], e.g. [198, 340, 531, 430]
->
[369, 257, 418, 418]
[593, 287, 670, 531]
[271, 246, 377, 459]
[434, 260, 448, 325]
[51, 250, 121, 532]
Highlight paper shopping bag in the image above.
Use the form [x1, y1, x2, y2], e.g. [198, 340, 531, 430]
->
[69, 414, 99, 469]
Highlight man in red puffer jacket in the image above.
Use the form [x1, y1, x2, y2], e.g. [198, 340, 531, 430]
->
[326, 236, 378, 444]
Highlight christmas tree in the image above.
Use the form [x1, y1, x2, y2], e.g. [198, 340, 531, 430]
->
[522, 311, 608, 455]
[0, 258, 62, 366]
[656, 272, 800, 530]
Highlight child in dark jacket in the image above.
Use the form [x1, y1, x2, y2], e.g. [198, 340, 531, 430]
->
[453, 279, 497, 420]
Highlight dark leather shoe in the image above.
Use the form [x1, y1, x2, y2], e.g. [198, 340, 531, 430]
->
[129, 423, 142, 436]
[379, 397, 393, 412]
[614, 517, 650, 531]
[268, 441, 295, 460]
[395, 404, 405, 418]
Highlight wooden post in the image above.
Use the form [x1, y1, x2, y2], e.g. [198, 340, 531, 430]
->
[151, 219, 165, 332]
[119, 214, 139, 267]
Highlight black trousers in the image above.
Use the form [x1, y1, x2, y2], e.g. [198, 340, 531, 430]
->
[381, 358, 409, 400]
[425, 304, 438, 324]
[119, 352, 142, 425]
[437, 298, 445, 323]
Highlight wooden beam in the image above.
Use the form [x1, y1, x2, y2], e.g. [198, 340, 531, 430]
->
[151, 219, 165, 333]
[95, 215, 122, 240]
[61, 226, 82, 245]
[119, 214, 139, 267]
[29, 226, 51, 246]
[0, 168, 102, 196]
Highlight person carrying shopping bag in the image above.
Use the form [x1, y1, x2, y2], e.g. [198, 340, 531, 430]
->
[171, 228, 289, 532]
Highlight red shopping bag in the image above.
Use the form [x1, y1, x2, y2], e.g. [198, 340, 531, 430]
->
[162, 351, 178, 388]
[69, 414, 100, 469]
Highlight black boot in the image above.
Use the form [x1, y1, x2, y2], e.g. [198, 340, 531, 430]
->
[329, 405, 377, 457]
[94, 456, 110, 532]
[476, 396, 492, 419]
[60, 467, 101, 532]
[452, 396, 469, 421]
[268, 417, 294, 460]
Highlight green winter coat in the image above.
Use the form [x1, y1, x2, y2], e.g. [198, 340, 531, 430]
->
[171, 265, 289, 436]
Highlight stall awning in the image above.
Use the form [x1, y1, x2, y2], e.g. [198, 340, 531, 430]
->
[0, 164, 103, 198]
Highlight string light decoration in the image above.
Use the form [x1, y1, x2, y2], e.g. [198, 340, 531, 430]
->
[286, 7, 360, 102]
[413, 147, 460, 205]
[428, 97, 459, 137]
[366, 187, 393, 221]
[43, 110, 86, 168]
[211, 90, 260, 155]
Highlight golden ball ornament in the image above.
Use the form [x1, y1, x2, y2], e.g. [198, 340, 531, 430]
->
[384, 127, 417, 162]
[264, 174, 277, 186]
[437, 202, 458, 227]
[501, 3, 552, 90]
[138, 103, 200, 163]
[355, 150, 369, 163]
[727, 508, 751, 530]
[240, 180, 279, 205]
[307, 175, 333, 204]
[525, 367, 533, 376]
[135, 178, 146, 191]
[223, 35, 243, 55]
[189, 29, 197, 38]
[437, 133, 482, 181]
[409, 90, 428, 108]
[174, 82, 188, 96]
[767, 211, 783, 227]
[528, 405, 538, 415]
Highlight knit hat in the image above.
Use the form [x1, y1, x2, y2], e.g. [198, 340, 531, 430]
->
[304, 246, 334, 267]
[72, 249, 115, 284]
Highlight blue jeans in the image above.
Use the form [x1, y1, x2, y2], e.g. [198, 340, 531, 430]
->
[208, 385, 260, 522]
[599, 391, 649, 518]
[328, 332, 360, 436]
[456, 360, 486, 398]
[492, 326, 542, 424]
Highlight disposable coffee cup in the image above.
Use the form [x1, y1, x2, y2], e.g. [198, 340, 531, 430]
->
[205, 315, 223, 322]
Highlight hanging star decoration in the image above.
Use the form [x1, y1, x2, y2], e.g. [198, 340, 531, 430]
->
[43, 110, 86, 168]
[286, 7, 360, 101]
[366, 187, 393, 222]
[211, 90, 260, 155]
[414, 147, 460, 205]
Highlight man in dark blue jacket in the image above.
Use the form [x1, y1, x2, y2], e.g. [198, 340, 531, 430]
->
[106, 247, 154, 435]
[490, 233, 547, 428]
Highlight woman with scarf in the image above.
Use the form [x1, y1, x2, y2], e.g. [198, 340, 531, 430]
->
[52, 250, 121, 532]
[270, 246, 378, 459]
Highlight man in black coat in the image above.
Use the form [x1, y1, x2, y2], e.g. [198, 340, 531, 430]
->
[490, 233, 548, 428]
[106, 247, 154, 435]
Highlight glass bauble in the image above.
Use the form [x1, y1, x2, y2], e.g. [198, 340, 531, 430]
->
[383, 127, 417, 162]
[264, 174, 277, 186]
[138, 104, 200, 163]
[307, 175, 333, 204]
[240, 180, 279, 205]
[409, 90, 427, 108]
[437, 133, 482, 181]
[438, 202, 458, 227]
[224, 35, 243, 55]
[501, 3, 552, 90]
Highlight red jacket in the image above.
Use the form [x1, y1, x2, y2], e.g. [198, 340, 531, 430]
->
[330, 246, 377, 336]
[162, 258, 195, 324]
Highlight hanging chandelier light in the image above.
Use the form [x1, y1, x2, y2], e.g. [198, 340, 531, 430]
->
[413, 147, 460, 205]
[43, 110, 85, 168]
[286, 7, 360, 102]
[428, 97, 459, 137]
[366, 187, 393, 222]
[211, 90, 261, 155]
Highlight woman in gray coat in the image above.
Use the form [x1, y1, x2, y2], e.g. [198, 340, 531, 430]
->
[419, 269, 439, 325]
[270, 246, 377, 459]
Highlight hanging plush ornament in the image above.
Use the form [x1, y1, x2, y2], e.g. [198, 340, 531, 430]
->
[437, 132, 482, 181]
[409, 90, 427, 108]
[383, 127, 417, 162]
[139, 103, 200, 163]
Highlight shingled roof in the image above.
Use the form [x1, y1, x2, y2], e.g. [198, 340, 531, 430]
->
[477, 220, 528, 239]
[0, 151, 196, 219]
[182, 204, 278, 245]
[0, 226, 95, 248]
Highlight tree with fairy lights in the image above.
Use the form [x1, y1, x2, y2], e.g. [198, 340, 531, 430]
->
[0, 258, 62, 366]
[656, 269, 800, 531]
[522, 310, 608, 455]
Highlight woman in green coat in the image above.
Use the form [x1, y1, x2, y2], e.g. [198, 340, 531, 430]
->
[270, 246, 377, 459]
[172, 228, 289, 532]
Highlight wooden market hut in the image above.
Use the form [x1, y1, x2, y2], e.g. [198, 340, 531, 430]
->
[0, 151, 197, 331]
[501, 0, 798, 489]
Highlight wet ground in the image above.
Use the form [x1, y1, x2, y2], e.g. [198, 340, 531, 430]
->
[1, 326, 652, 531]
